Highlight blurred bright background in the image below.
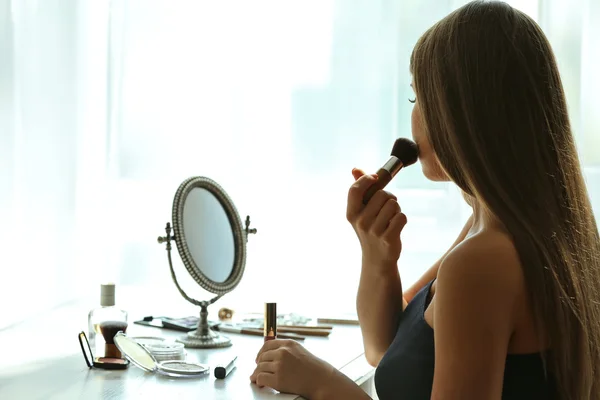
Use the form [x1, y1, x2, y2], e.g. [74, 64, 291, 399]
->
[1, 0, 599, 330]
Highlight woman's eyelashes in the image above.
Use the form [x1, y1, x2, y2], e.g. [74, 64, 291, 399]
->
[408, 98, 416, 104]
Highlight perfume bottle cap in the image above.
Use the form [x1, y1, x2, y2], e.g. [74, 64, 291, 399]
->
[100, 283, 116, 307]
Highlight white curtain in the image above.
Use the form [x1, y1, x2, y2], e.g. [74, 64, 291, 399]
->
[1, 0, 84, 329]
[2, 0, 599, 329]
[0, 0, 110, 330]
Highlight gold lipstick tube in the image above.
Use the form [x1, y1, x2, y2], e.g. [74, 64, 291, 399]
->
[264, 303, 277, 341]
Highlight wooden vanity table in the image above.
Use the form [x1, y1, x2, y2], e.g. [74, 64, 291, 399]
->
[0, 291, 375, 400]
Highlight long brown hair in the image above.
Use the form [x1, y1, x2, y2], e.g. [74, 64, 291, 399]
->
[410, 1, 600, 398]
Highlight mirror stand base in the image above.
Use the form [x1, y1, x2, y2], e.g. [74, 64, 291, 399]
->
[176, 302, 232, 348]
[176, 330, 232, 349]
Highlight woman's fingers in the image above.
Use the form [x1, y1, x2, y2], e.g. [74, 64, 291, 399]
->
[250, 360, 279, 384]
[255, 361, 279, 374]
[347, 167, 403, 241]
[254, 372, 277, 389]
[346, 174, 378, 221]
[256, 349, 279, 363]
[255, 339, 290, 363]
[357, 190, 397, 231]
[250, 356, 284, 388]
[371, 199, 401, 235]
[352, 168, 366, 181]
[384, 190, 397, 201]
[384, 212, 408, 238]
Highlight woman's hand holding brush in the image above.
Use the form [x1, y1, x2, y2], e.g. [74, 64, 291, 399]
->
[346, 169, 407, 267]
[347, 138, 417, 267]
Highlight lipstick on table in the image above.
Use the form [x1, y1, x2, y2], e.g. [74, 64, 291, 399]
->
[264, 303, 277, 341]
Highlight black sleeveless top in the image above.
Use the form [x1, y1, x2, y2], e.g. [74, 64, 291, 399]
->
[375, 280, 556, 399]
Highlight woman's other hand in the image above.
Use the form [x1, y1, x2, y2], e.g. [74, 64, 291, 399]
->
[346, 168, 407, 267]
[250, 339, 339, 399]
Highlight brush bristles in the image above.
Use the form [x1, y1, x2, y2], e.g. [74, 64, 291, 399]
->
[99, 321, 128, 345]
[391, 138, 419, 166]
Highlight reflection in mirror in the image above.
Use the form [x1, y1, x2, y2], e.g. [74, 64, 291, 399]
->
[183, 188, 235, 283]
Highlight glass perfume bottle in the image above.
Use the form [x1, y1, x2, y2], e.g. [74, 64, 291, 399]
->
[87, 283, 128, 358]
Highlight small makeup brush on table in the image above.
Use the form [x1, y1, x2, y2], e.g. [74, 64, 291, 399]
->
[99, 321, 128, 358]
[212, 323, 306, 341]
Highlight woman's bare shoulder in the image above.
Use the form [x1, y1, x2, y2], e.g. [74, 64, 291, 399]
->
[431, 229, 528, 399]
[437, 229, 525, 303]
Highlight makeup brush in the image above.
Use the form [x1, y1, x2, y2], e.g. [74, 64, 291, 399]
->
[362, 138, 419, 204]
[99, 321, 128, 358]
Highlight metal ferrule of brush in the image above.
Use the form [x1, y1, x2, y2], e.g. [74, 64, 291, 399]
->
[382, 156, 404, 177]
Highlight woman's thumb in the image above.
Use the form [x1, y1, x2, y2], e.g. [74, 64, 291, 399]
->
[352, 168, 366, 181]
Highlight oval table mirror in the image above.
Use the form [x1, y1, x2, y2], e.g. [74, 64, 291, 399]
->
[157, 176, 256, 348]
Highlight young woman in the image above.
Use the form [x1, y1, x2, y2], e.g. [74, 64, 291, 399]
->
[250, 1, 600, 399]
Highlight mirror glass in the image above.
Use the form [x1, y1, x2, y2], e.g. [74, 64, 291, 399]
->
[183, 188, 235, 283]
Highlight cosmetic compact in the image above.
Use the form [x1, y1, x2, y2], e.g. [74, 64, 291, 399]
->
[114, 332, 209, 378]
[132, 336, 186, 362]
[78, 331, 130, 370]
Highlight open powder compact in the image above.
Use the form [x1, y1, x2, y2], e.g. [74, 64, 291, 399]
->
[114, 332, 209, 378]
[78, 331, 130, 370]
[132, 336, 186, 362]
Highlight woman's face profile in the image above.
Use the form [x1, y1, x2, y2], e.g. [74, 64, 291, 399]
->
[410, 94, 449, 182]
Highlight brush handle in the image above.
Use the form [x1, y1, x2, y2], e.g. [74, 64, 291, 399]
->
[255, 329, 305, 341]
[219, 325, 305, 341]
[277, 327, 331, 336]
[316, 317, 360, 325]
[363, 168, 392, 204]
[275, 332, 305, 341]
[243, 329, 305, 341]
[278, 324, 333, 330]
